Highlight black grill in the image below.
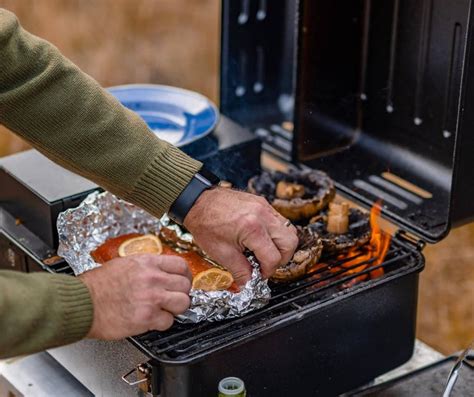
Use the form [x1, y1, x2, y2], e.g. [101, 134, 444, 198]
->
[127, 237, 421, 362]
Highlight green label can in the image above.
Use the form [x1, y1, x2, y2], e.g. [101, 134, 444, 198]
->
[218, 377, 247, 397]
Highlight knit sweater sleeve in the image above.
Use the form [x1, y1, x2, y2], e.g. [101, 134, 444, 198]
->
[0, 8, 202, 216]
[0, 271, 93, 359]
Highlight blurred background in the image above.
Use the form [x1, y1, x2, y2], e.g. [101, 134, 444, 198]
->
[0, 0, 472, 355]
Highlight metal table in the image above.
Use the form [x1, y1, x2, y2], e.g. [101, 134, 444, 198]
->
[0, 340, 444, 397]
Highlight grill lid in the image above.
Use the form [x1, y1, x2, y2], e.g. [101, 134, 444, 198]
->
[294, 0, 474, 243]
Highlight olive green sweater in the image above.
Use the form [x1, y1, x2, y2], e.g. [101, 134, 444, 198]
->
[0, 8, 202, 358]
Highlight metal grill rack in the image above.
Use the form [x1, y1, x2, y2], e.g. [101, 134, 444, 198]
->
[129, 236, 422, 363]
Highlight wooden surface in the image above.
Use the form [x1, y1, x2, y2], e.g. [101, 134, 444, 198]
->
[1, 0, 472, 355]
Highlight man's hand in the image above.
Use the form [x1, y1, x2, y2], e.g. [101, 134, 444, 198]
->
[79, 254, 191, 340]
[184, 187, 299, 285]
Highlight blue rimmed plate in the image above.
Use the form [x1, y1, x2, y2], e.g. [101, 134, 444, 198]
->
[108, 84, 219, 147]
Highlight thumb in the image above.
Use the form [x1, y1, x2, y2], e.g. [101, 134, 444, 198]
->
[216, 250, 253, 286]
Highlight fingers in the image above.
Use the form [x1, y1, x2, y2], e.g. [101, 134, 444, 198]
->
[159, 272, 192, 293]
[268, 222, 299, 266]
[138, 256, 191, 315]
[155, 256, 192, 282]
[254, 247, 281, 279]
[251, 201, 299, 267]
[131, 254, 192, 281]
[128, 254, 192, 290]
[216, 250, 253, 286]
[239, 204, 299, 278]
[83, 255, 192, 339]
[241, 223, 282, 279]
[158, 291, 191, 315]
[123, 254, 192, 317]
[265, 207, 300, 265]
[153, 310, 175, 331]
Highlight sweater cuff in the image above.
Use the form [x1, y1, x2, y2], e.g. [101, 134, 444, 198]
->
[49, 275, 93, 345]
[125, 144, 203, 218]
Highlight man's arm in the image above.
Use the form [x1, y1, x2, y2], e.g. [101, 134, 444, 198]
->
[0, 9, 202, 216]
[0, 8, 298, 358]
[0, 8, 298, 284]
[0, 270, 92, 359]
[0, 8, 200, 359]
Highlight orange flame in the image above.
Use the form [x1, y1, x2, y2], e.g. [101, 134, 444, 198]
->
[367, 201, 391, 277]
[335, 201, 391, 287]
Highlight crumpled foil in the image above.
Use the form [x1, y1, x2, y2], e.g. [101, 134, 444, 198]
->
[177, 256, 270, 323]
[57, 191, 162, 274]
[57, 191, 271, 323]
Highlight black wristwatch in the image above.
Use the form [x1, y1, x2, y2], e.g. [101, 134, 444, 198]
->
[168, 167, 220, 225]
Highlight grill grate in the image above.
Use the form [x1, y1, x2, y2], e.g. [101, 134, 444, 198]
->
[44, 260, 75, 275]
[127, 237, 421, 362]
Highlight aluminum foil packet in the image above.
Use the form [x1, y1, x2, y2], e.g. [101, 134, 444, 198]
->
[177, 256, 270, 323]
[57, 191, 271, 323]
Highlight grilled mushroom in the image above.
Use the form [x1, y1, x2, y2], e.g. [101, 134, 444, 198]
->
[248, 169, 335, 222]
[308, 205, 371, 255]
[271, 226, 323, 282]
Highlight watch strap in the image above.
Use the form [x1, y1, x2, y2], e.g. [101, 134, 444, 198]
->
[168, 168, 220, 224]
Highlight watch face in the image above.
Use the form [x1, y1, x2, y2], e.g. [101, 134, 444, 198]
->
[197, 168, 220, 186]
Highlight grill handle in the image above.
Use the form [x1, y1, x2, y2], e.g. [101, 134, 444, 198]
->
[122, 363, 151, 390]
[121, 367, 148, 386]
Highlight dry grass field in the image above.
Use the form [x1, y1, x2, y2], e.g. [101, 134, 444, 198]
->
[420, 226, 474, 353]
[0, 0, 219, 156]
[1, 0, 473, 356]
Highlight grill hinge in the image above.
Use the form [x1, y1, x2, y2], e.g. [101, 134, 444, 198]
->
[394, 230, 426, 251]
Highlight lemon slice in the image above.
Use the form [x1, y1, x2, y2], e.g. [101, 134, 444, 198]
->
[192, 268, 234, 291]
[118, 234, 163, 257]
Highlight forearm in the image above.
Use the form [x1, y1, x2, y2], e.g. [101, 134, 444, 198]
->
[0, 9, 202, 217]
[0, 271, 93, 359]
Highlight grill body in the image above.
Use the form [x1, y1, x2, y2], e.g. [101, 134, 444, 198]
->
[154, 267, 421, 397]
[121, 236, 424, 397]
